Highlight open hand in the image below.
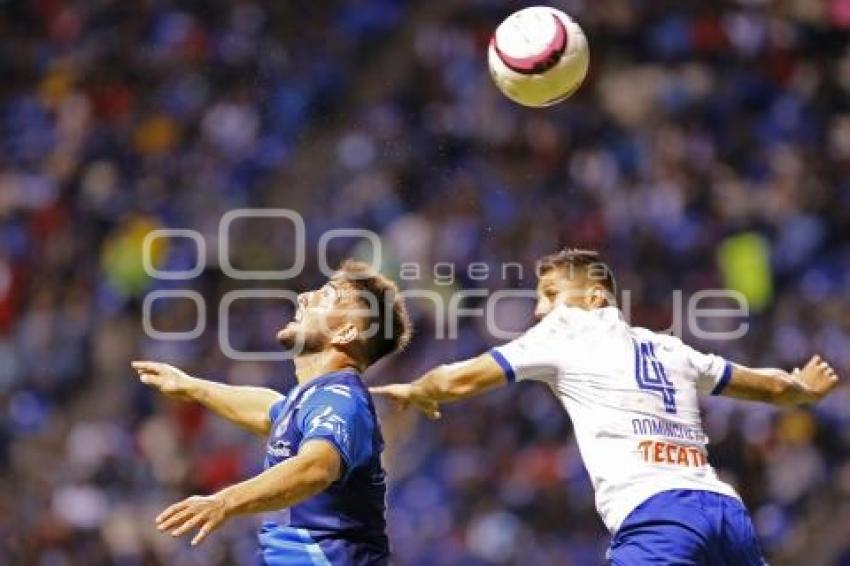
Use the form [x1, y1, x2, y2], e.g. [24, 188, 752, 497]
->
[156, 494, 229, 546]
[370, 383, 441, 420]
[132, 361, 195, 402]
[796, 355, 839, 403]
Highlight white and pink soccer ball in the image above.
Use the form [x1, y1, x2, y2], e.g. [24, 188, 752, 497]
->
[488, 6, 590, 108]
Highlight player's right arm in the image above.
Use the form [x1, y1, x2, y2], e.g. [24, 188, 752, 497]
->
[371, 354, 508, 419]
[372, 314, 560, 418]
[721, 355, 839, 406]
[132, 361, 283, 436]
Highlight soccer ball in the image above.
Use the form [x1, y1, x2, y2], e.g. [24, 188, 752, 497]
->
[488, 6, 589, 108]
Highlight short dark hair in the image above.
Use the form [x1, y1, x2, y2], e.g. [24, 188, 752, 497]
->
[332, 260, 412, 365]
[536, 248, 617, 298]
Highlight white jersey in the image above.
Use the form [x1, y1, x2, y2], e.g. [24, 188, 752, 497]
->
[491, 304, 740, 533]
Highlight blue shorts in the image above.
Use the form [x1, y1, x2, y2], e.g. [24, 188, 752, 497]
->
[608, 490, 766, 565]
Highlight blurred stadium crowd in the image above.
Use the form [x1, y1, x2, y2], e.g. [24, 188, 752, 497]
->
[2, 0, 850, 564]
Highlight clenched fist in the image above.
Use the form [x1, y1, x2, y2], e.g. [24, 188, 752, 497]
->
[132, 361, 197, 402]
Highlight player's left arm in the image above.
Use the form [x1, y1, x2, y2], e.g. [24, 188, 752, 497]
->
[371, 354, 515, 419]
[721, 355, 839, 406]
[155, 440, 341, 546]
[155, 386, 375, 546]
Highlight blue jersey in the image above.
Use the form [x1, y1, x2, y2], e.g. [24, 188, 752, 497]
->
[258, 370, 388, 565]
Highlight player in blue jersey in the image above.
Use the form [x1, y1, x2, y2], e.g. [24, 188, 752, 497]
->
[132, 260, 411, 565]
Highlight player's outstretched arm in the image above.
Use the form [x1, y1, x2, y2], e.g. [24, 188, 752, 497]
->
[371, 353, 508, 419]
[131, 361, 283, 436]
[155, 440, 340, 546]
[722, 355, 839, 406]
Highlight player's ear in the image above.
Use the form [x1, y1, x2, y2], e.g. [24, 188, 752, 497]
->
[585, 284, 607, 309]
[330, 322, 359, 346]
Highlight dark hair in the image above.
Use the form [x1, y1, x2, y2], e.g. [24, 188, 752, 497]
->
[536, 248, 617, 298]
[332, 259, 412, 365]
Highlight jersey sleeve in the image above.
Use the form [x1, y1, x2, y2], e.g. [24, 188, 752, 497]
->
[268, 398, 287, 423]
[296, 385, 374, 482]
[489, 315, 561, 383]
[682, 344, 733, 396]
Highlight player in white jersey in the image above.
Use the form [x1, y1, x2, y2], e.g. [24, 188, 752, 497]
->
[372, 248, 840, 565]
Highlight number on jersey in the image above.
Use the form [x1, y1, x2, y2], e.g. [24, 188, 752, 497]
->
[633, 340, 676, 414]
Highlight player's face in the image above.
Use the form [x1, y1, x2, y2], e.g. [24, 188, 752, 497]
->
[534, 270, 598, 320]
[276, 280, 363, 354]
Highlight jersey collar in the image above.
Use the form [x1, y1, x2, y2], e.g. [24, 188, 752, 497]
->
[294, 367, 361, 391]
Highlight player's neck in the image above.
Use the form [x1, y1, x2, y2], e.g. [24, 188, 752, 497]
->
[293, 351, 360, 385]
